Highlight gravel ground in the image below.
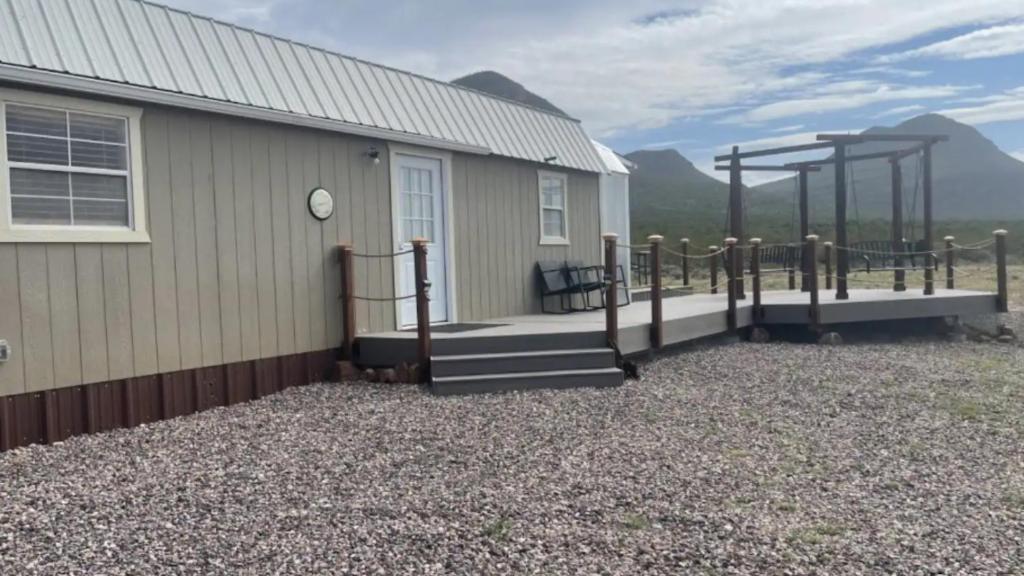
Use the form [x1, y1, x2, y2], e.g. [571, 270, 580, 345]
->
[2, 316, 1024, 575]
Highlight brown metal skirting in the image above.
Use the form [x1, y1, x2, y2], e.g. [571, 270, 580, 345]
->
[0, 349, 338, 453]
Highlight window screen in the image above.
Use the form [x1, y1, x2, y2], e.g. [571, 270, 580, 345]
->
[6, 104, 130, 227]
[540, 174, 567, 240]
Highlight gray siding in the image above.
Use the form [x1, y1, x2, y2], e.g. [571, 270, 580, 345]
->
[0, 104, 600, 397]
[0, 105, 395, 397]
[452, 154, 601, 320]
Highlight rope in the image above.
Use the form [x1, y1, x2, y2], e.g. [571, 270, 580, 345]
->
[951, 239, 996, 251]
[352, 294, 418, 302]
[351, 249, 414, 259]
[835, 245, 947, 257]
[615, 243, 649, 250]
[662, 246, 727, 259]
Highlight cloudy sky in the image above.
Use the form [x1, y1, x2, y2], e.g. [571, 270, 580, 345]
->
[162, 0, 1024, 181]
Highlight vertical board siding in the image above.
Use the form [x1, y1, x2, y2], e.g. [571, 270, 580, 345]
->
[0, 102, 599, 396]
[451, 153, 600, 319]
[0, 105, 396, 395]
[0, 246, 24, 396]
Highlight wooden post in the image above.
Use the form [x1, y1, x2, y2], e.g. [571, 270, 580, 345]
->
[725, 238, 738, 331]
[995, 229, 1008, 313]
[339, 243, 356, 361]
[603, 233, 619, 350]
[834, 144, 849, 300]
[890, 157, 906, 292]
[799, 167, 811, 292]
[923, 143, 934, 295]
[649, 235, 664, 349]
[787, 264, 796, 291]
[680, 238, 690, 287]
[807, 235, 820, 325]
[729, 147, 745, 299]
[709, 245, 719, 295]
[824, 242, 833, 291]
[944, 236, 955, 290]
[412, 238, 431, 382]
[750, 238, 762, 322]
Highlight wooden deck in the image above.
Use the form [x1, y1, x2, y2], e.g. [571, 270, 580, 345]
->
[355, 289, 999, 366]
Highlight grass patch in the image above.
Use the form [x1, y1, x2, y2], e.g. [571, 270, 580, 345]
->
[621, 513, 651, 530]
[482, 517, 512, 541]
[775, 501, 798, 513]
[787, 523, 846, 545]
[1002, 491, 1024, 510]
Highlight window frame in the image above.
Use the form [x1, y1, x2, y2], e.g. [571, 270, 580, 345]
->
[537, 170, 569, 246]
[0, 88, 149, 243]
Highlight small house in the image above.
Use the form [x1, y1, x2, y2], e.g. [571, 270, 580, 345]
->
[0, 0, 610, 446]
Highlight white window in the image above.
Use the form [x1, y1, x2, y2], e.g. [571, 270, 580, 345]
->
[538, 171, 568, 245]
[0, 89, 148, 243]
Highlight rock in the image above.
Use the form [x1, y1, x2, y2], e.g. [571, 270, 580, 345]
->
[362, 368, 377, 382]
[336, 361, 360, 382]
[378, 369, 398, 384]
[997, 335, 1015, 344]
[997, 324, 1015, 338]
[749, 327, 771, 343]
[818, 332, 843, 346]
[406, 364, 421, 384]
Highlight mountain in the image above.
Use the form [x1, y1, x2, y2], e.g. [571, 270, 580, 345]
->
[625, 149, 733, 245]
[451, 71, 568, 117]
[751, 114, 1024, 223]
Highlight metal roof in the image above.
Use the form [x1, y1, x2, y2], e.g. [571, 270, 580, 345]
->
[0, 0, 604, 173]
[591, 140, 630, 175]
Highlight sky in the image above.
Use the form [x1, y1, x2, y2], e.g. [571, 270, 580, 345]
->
[161, 0, 1024, 184]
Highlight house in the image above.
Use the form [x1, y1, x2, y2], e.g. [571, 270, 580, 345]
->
[0, 0, 613, 446]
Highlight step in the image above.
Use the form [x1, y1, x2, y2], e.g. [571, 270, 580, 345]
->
[431, 367, 624, 396]
[431, 348, 615, 378]
[356, 330, 607, 367]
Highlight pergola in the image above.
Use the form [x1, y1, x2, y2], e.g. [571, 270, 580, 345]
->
[713, 133, 949, 300]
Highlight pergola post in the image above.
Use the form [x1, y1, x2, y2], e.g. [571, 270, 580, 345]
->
[890, 157, 906, 292]
[728, 147, 745, 299]
[922, 143, 935, 295]
[799, 167, 811, 292]
[833, 144, 849, 300]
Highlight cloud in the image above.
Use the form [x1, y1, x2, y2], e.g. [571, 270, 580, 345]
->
[770, 125, 805, 133]
[722, 83, 970, 124]
[718, 129, 860, 154]
[1011, 150, 1024, 163]
[872, 104, 927, 118]
[880, 22, 1024, 62]
[158, 0, 1024, 138]
[939, 86, 1024, 124]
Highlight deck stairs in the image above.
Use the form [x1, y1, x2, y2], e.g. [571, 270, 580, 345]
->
[428, 332, 623, 395]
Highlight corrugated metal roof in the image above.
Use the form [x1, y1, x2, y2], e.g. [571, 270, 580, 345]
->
[0, 0, 603, 172]
[592, 140, 630, 175]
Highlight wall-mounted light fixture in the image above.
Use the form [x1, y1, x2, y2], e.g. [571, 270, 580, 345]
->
[366, 146, 381, 165]
[543, 155, 558, 163]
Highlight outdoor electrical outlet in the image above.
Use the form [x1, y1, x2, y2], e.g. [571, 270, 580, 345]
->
[0, 340, 9, 363]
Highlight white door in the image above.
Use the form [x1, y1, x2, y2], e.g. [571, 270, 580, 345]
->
[395, 154, 449, 328]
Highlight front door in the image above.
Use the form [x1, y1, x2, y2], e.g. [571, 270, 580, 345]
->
[395, 153, 449, 328]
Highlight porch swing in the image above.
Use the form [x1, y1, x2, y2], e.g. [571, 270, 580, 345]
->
[846, 151, 937, 273]
[721, 182, 802, 284]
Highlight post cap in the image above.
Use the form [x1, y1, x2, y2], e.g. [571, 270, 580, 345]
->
[749, 237, 762, 245]
[823, 241, 832, 247]
[993, 229, 1008, 236]
[806, 234, 819, 241]
[943, 235, 955, 242]
[338, 242, 353, 249]
[724, 237, 737, 245]
[680, 238, 690, 244]
[648, 234, 664, 243]
[602, 232, 619, 240]
[411, 237, 429, 246]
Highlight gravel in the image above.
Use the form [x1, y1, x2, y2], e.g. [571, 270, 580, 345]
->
[2, 315, 1024, 575]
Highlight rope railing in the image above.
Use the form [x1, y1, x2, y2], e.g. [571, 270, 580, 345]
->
[339, 241, 433, 381]
[350, 247, 413, 258]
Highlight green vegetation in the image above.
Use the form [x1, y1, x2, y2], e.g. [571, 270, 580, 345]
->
[482, 517, 512, 541]
[621, 513, 651, 530]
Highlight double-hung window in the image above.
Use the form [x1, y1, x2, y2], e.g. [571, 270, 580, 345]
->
[538, 171, 569, 245]
[0, 89, 148, 243]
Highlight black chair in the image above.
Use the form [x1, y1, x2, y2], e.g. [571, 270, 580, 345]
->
[537, 261, 587, 314]
[566, 260, 606, 310]
[603, 264, 631, 308]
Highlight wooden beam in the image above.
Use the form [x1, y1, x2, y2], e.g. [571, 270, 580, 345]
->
[834, 143, 849, 300]
[713, 141, 834, 162]
[787, 143, 927, 168]
[728, 148, 745, 298]
[891, 160, 906, 292]
[714, 165, 821, 172]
